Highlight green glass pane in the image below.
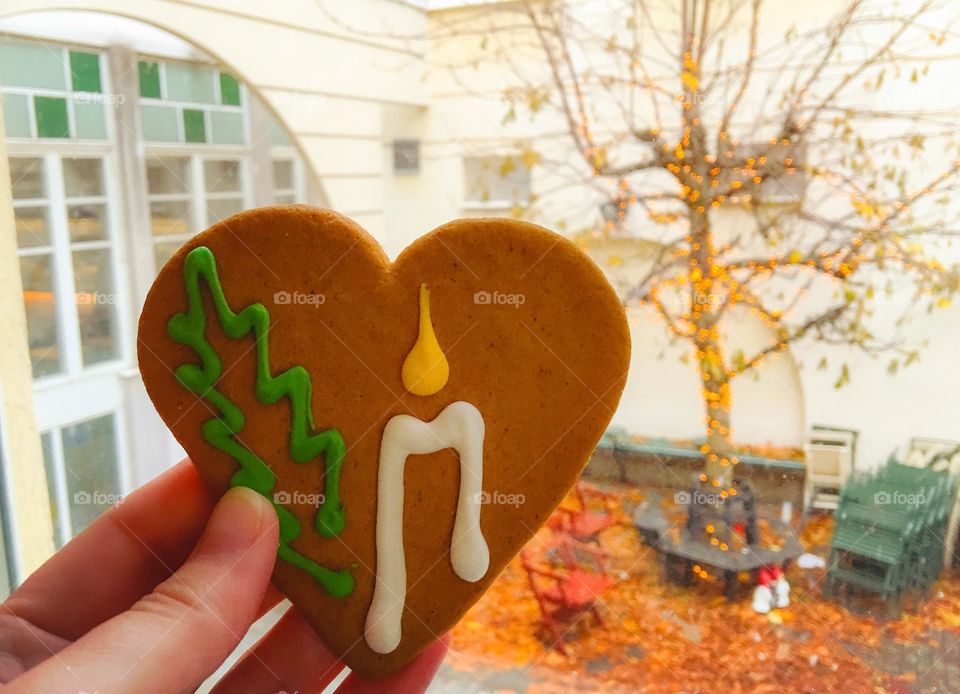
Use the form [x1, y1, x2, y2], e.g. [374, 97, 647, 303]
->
[210, 110, 244, 145]
[63, 414, 120, 535]
[73, 100, 106, 140]
[0, 40, 66, 89]
[2, 93, 31, 138]
[183, 108, 206, 143]
[69, 50, 101, 93]
[138, 61, 161, 98]
[219, 72, 241, 106]
[140, 104, 179, 142]
[165, 63, 215, 104]
[35, 96, 70, 139]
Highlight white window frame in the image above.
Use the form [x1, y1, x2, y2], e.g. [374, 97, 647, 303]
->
[39, 407, 128, 547]
[269, 145, 306, 203]
[9, 143, 132, 387]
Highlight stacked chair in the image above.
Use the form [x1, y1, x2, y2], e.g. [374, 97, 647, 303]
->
[825, 459, 956, 617]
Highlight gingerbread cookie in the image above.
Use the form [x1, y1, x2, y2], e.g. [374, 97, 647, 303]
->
[138, 206, 630, 678]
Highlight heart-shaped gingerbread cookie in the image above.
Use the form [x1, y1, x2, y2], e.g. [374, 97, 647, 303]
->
[138, 207, 630, 678]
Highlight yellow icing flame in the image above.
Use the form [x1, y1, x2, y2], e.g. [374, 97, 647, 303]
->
[401, 284, 449, 396]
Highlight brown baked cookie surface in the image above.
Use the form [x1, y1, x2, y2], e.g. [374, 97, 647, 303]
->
[137, 206, 630, 678]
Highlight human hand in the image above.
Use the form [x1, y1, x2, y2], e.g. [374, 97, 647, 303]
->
[0, 460, 448, 693]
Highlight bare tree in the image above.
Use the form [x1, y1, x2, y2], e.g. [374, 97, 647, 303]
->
[427, 0, 960, 491]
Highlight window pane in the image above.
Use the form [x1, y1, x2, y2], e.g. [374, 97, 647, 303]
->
[154, 241, 181, 269]
[272, 159, 294, 190]
[150, 199, 192, 237]
[183, 109, 206, 143]
[204, 159, 241, 192]
[207, 197, 243, 225]
[146, 157, 190, 194]
[74, 101, 106, 140]
[35, 96, 70, 139]
[62, 414, 119, 536]
[9, 157, 45, 199]
[219, 72, 241, 106]
[138, 61, 161, 98]
[19, 254, 62, 378]
[68, 203, 107, 242]
[269, 121, 289, 146]
[0, 40, 66, 89]
[210, 111, 244, 145]
[3, 93, 31, 138]
[40, 432, 64, 549]
[274, 193, 296, 204]
[69, 50, 101, 93]
[140, 104, 179, 142]
[63, 158, 104, 197]
[15, 205, 50, 248]
[72, 249, 118, 365]
[164, 63, 216, 104]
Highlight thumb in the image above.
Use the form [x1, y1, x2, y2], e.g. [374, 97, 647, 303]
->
[10, 486, 279, 694]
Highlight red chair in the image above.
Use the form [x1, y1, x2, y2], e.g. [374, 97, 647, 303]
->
[520, 534, 617, 653]
[546, 481, 622, 543]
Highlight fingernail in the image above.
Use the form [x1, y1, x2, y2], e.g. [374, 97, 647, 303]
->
[205, 486, 275, 554]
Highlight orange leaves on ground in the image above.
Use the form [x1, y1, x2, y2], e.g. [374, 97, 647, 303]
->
[449, 484, 960, 693]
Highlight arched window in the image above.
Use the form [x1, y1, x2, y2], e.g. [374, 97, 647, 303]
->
[0, 12, 315, 565]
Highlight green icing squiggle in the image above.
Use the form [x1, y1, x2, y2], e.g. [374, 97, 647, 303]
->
[167, 245, 354, 598]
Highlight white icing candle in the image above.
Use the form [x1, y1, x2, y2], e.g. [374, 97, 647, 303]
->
[364, 400, 490, 654]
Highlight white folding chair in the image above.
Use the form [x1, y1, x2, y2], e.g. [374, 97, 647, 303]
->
[803, 428, 855, 511]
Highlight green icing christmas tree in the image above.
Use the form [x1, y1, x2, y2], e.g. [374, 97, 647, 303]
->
[167, 245, 354, 598]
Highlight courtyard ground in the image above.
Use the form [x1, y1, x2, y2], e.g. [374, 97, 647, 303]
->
[430, 483, 960, 694]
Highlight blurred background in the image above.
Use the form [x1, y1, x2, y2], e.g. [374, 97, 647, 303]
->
[1, 1, 960, 691]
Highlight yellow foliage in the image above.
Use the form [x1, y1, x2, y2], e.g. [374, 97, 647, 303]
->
[680, 71, 700, 91]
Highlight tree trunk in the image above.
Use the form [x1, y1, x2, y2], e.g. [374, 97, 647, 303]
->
[687, 201, 736, 490]
[702, 368, 735, 488]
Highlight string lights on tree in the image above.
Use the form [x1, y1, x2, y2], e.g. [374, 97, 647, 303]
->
[439, 0, 960, 500]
